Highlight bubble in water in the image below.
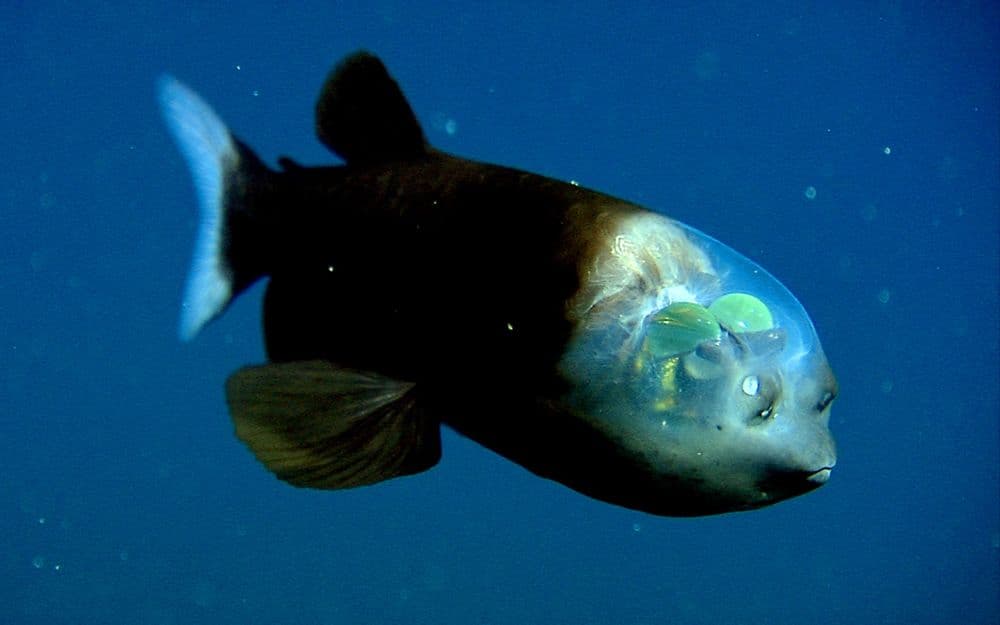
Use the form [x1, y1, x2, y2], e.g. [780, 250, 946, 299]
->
[632, 522, 642, 533]
[32, 555, 45, 569]
[804, 186, 817, 200]
[431, 113, 458, 137]
[878, 288, 891, 304]
[693, 50, 721, 81]
[883, 146, 891, 155]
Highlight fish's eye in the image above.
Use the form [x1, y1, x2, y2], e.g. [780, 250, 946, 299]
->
[816, 390, 836, 412]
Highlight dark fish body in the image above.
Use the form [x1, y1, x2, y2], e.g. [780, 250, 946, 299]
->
[161, 52, 837, 516]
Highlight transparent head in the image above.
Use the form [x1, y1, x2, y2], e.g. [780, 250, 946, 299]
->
[559, 210, 837, 514]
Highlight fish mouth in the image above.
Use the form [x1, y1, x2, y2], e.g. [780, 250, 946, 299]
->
[805, 466, 834, 484]
[760, 465, 835, 496]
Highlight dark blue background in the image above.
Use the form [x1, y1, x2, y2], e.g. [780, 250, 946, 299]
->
[3, 3, 997, 624]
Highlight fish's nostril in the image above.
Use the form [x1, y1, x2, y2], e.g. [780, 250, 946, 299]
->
[815, 389, 835, 413]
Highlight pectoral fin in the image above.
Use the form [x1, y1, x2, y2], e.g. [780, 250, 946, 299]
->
[226, 360, 440, 489]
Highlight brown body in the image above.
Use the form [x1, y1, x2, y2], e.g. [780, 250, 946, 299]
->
[253, 151, 678, 511]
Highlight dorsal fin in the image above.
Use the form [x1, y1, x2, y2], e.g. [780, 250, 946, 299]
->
[315, 51, 427, 165]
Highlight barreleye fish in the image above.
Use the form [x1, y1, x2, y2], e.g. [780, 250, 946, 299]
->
[159, 52, 837, 516]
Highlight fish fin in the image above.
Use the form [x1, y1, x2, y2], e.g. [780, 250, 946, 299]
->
[226, 360, 441, 489]
[158, 75, 277, 341]
[315, 51, 427, 165]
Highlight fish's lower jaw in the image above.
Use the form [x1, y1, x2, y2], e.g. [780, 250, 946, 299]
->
[806, 466, 833, 484]
[755, 466, 832, 503]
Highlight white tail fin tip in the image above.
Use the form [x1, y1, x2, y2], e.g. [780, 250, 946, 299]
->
[158, 75, 238, 341]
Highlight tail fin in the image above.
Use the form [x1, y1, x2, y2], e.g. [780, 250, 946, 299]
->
[158, 75, 272, 341]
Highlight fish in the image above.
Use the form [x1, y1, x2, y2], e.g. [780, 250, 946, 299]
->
[159, 51, 837, 517]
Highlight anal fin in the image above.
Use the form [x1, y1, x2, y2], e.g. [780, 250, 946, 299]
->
[226, 361, 440, 489]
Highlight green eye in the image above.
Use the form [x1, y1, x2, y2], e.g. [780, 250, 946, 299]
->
[709, 293, 773, 333]
[644, 302, 721, 358]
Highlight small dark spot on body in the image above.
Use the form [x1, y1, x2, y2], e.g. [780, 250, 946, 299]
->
[716, 425, 723, 431]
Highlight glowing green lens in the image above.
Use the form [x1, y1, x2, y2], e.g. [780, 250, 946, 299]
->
[709, 293, 773, 333]
[645, 302, 721, 358]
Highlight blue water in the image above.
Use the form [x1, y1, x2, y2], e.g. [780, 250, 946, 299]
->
[3, 3, 997, 624]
